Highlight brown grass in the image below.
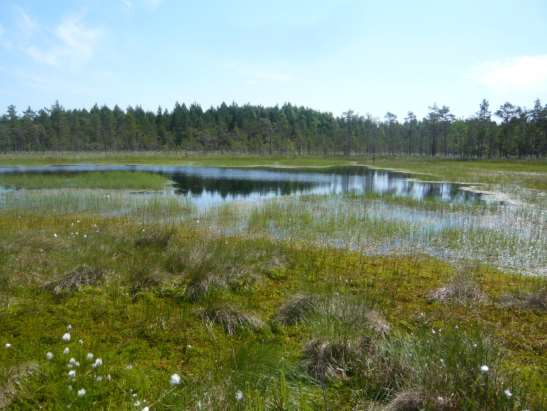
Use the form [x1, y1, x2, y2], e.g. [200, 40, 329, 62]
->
[302, 338, 362, 382]
[274, 294, 318, 325]
[201, 305, 264, 335]
[498, 287, 547, 311]
[428, 272, 487, 305]
[0, 362, 39, 409]
[43, 265, 105, 295]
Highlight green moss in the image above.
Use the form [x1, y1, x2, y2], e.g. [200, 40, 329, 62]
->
[0, 171, 169, 190]
[0, 213, 545, 409]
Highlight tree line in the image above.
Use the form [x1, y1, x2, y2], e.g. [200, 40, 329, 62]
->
[0, 99, 546, 158]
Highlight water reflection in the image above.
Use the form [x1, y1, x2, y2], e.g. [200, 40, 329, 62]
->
[0, 164, 480, 207]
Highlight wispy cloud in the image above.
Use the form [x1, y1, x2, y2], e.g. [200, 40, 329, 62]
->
[471, 55, 547, 92]
[120, 0, 133, 8]
[25, 46, 59, 65]
[55, 15, 102, 60]
[22, 14, 103, 66]
[16, 8, 38, 37]
[0, 23, 11, 49]
[143, 0, 163, 10]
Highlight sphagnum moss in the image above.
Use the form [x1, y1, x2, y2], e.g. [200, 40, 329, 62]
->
[0, 212, 545, 410]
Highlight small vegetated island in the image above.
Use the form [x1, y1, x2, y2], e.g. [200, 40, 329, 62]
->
[0, 100, 546, 410]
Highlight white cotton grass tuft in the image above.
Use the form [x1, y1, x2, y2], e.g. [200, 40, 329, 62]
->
[77, 388, 86, 397]
[142, 407, 150, 411]
[86, 352, 94, 361]
[67, 324, 72, 331]
[92, 358, 103, 368]
[235, 390, 244, 401]
[504, 388, 512, 398]
[68, 370, 76, 379]
[480, 365, 489, 373]
[46, 352, 54, 360]
[62, 333, 71, 342]
[96, 375, 103, 382]
[170, 373, 181, 385]
[4, 343, 11, 349]
[63, 347, 70, 355]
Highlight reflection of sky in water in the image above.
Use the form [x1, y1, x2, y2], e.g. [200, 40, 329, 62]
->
[0, 164, 480, 208]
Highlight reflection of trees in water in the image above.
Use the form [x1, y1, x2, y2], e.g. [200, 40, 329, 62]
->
[168, 174, 315, 198]
[0, 165, 481, 203]
[169, 170, 480, 203]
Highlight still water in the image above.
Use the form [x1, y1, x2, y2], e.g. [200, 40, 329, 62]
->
[0, 164, 480, 208]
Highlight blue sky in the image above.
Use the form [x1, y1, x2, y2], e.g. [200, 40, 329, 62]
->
[1, 0, 546, 119]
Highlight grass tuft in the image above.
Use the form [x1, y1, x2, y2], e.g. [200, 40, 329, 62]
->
[302, 338, 360, 382]
[134, 226, 175, 248]
[43, 265, 105, 296]
[498, 287, 546, 311]
[274, 294, 318, 325]
[428, 270, 488, 305]
[202, 304, 265, 335]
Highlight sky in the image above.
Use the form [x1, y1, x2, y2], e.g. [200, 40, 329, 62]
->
[0, 0, 546, 120]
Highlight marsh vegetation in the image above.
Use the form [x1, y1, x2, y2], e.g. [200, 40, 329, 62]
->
[0, 155, 545, 410]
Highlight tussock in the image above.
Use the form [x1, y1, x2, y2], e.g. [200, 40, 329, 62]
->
[365, 310, 391, 336]
[168, 241, 258, 301]
[302, 339, 359, 382]
[43, 265, 105, 295]
[185, 272, 226, 301]
[134, 227, 174, 248]
[317, 294, 391, 336]
[0, 362, 39, 409]
[498, 287, 546, 311]
[129, 269, 163, 297]
[384, 390, 424, 411]
[384, 390, 452, 411]
[428, 273, 487, 304]
[202, 305, 264, 335]
[275, 294, 317, 325]
[183, 266, 256, 301]
[261, 254, 287, 279]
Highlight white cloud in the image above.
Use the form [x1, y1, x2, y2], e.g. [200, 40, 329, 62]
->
[16, 8, 38, 37]
[143, 0, 163, 10]
[471, 55, 547, 92]
[23, 15, 102, 66]
[0, 23, 10, 49]
[25, 46, 59, 65]
[121, 0, 164, 11]
[55, 16, 102, 61]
